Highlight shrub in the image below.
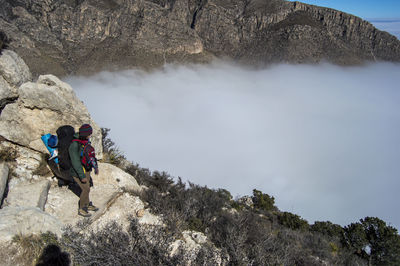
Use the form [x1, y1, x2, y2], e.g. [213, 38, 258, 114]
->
[125, 163, 152, 186]
[252, 189, 277, 212]
[343, 217, 400, 265]
[311, 221, 344, 238]
[0, 148, 17, 162]
[101, 128, 126, 166]
[62, 218, 186, 265]
[278, 211, 309, 231]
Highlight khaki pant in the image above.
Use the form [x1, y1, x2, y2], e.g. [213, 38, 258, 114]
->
[73, 171, 91, 209]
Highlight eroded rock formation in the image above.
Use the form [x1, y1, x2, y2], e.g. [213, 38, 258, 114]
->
[0, 0, 399, 76]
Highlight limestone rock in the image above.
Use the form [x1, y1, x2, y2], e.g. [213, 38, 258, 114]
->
[0, 73, 102, 158]
[95, 163, 142, 193]
[183, 230, 208, 245]
[170, 230, 223, 264]
[4, 179, 50, 211]
[0, 206, 63, 243]
[90, 193, 150, 231]
[0, 162, 9, 201]
[0, 50, 31, 88]
[0, 141, 43, 184]
[45, 182, 120, 226]
[238, 196, 253, 207]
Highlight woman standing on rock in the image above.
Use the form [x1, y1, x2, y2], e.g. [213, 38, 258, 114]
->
[69, 124, 99, 217]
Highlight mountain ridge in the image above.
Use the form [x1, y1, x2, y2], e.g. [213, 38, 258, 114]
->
[0, 0, 399, 77]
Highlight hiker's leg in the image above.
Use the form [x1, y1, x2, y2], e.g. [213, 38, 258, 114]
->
[84, 171, 92, 203]
[72, 176, 90, 209]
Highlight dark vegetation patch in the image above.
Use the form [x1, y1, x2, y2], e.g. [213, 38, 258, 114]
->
[86, 0, 120, 10]
[271, 11, 323, 31]
[243, 0, 285, 16]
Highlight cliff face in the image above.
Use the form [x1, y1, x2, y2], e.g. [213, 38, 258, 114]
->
[0, 0, 399, 76]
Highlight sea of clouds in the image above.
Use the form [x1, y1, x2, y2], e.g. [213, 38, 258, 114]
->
[370, 19, 400, 39]
[66, 62, 400, 230]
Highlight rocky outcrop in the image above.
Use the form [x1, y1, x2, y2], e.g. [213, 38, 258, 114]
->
[0, 50, 224, 264]
[0, 73, 102, 158]
[0, 206, 64, 242]
[4, 179, 50, 211]
[0, 50, 103, 184]
[0, 0, 399, 76]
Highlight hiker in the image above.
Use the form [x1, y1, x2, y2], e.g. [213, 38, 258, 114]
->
[69, 124, 99, 217]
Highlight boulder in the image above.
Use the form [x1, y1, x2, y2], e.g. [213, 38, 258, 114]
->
[89, 192, 160, 231]
[95, 163, 142, 193]
[0, 206, 63, 243]
[4, 179, 50, 211]
[0, 162, 9, 201]
[0, 50, 31, 88]
[238, 196, 253, 207]
[0, 74, 102, 158]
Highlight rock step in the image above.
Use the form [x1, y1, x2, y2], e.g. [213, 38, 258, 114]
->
[0, 206, 63, 243]
[4, 179, 50, 211]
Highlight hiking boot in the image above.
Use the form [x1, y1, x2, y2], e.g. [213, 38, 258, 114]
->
[78, 207, 91, 217]
[87, 202, 99, 212]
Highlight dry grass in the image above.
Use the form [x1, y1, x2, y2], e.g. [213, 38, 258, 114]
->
[11, 232, 61, 265]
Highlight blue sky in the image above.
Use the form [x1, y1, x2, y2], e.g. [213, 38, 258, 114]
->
[290, 0, 400, 19]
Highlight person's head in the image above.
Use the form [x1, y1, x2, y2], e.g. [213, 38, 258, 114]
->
[79, 124, 92, 140]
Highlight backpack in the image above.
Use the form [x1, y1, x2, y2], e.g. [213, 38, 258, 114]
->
[56, 125, 75, 171]
[72, 139, 98, 171]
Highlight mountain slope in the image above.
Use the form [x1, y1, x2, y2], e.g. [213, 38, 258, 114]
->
[0, 0, 399, 76]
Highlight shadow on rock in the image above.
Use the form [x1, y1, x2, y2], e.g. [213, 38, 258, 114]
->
[36, 244, 70, 266]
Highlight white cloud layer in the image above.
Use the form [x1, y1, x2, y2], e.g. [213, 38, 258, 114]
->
[66, 62, 400, 230]
[370, 19, 400, 39]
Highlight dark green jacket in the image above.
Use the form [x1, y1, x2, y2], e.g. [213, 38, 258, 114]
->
[69, 133, 85, 180]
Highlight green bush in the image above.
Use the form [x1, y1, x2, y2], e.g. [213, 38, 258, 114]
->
[278, 211, 309, 231]
[252, 189, 277, 212]
[343, 217, 400, 265]
[311, 221, 344, 238]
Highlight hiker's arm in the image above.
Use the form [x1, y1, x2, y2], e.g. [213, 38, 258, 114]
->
[68, 142, 86, 180]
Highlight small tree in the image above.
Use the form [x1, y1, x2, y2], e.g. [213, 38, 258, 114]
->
[343, 217, 400, 265]
[252, 189, 277, 212]
[101, 128, 126, 166]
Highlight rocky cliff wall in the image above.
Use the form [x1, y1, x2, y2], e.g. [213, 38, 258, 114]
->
[0, 0, 399, 76]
